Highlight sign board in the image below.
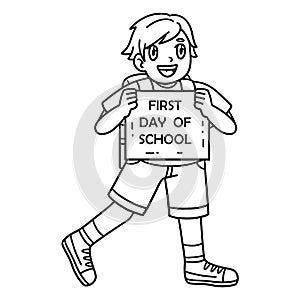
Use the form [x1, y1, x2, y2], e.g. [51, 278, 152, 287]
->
[125, 91, 210, 161]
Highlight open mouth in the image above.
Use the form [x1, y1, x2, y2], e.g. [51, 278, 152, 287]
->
[157, 64, 178, 78]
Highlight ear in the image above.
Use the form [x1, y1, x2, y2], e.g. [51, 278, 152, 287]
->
[133, 54, 145, 72]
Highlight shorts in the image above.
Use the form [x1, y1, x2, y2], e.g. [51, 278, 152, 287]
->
[108, 160, 209, 218]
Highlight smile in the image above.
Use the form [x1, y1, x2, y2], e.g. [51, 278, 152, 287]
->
[157, 64, 178, 78]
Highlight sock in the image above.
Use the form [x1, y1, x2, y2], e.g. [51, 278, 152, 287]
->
[178, 218, 205, 264]
[79, 202, 133, 245]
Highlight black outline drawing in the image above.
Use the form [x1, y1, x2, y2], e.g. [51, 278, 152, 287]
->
[62, 13, 238, 287]
[125, 90, 210, 161]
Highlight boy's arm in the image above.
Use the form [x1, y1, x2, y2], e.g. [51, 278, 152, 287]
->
[194, 82, 237, 135]
[201, 101, 237, 135]
[94, 87, 138, 135]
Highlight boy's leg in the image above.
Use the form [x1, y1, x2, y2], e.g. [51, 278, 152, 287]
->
[178, 217, 239, 287]
[62, 161, 164, 286]
[62, 202, 133, 286]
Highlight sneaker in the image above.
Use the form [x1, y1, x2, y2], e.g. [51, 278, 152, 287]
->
[184, 259, 239, 287]
[62, 230, 96, 286]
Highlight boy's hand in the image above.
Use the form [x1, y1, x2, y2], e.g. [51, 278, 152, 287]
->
[120, 88, 138, 117]
[194, 89, 214, 119]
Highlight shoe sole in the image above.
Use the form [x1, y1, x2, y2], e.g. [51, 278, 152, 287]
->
[185, 278, 238, 287]
[62, 236, 93, 287]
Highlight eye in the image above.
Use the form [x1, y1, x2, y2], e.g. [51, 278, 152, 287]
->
[175, 44, 186, 60]
[148, 45, 158, 61]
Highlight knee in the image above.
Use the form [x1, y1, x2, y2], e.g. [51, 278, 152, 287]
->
[113, 202, 134, 222]
[125, 212, 134, 222]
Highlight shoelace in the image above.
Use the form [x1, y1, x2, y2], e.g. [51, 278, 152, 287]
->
[82, 248, 93, 268]
[204, 261, 224, 274]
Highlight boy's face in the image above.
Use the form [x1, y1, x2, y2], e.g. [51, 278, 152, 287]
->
[138, 31, 192, 83]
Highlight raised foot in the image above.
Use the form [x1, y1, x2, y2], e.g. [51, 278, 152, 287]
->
[62, 231, 96, 286]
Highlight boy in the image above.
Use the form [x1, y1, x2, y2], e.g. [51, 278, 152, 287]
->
[62, 13, 238, 287]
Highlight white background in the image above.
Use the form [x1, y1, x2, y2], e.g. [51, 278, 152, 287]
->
[1, 0, 300, 299]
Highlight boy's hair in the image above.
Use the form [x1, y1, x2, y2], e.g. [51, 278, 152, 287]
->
[122, 13, 198, 60]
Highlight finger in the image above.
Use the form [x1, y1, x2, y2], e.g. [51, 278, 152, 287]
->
[196, 91, 207, 96]
[196, 88, 209, 95]
[126, 95, 137, 101]
[125, 88, 137, 93]
[130, 103, 138, 110]
[196, 90, 208, 96]
[124, 89, 137, 95]
[128, 103, 138, 110]
[194, 100, 204, 105]
[125, 91, 137, 96]
[125, 94, 137, 100]
[128, 99, 138, 105]
[195, 95, 206, 100]
[194, 102, 203, 110]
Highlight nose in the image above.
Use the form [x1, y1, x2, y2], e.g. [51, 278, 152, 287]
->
[168, 56, 173, 62]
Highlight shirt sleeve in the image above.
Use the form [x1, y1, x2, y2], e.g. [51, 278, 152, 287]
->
[194, 81, 232, 113]
[101, 81, 140, 113]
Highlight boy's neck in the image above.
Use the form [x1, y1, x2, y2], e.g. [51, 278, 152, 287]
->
[151, 79, 179, 89]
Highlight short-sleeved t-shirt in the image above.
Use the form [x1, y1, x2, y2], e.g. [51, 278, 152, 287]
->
[100, 76, 232, 166]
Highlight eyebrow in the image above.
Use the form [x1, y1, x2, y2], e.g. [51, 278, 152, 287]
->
[176, 38, 185, 42]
